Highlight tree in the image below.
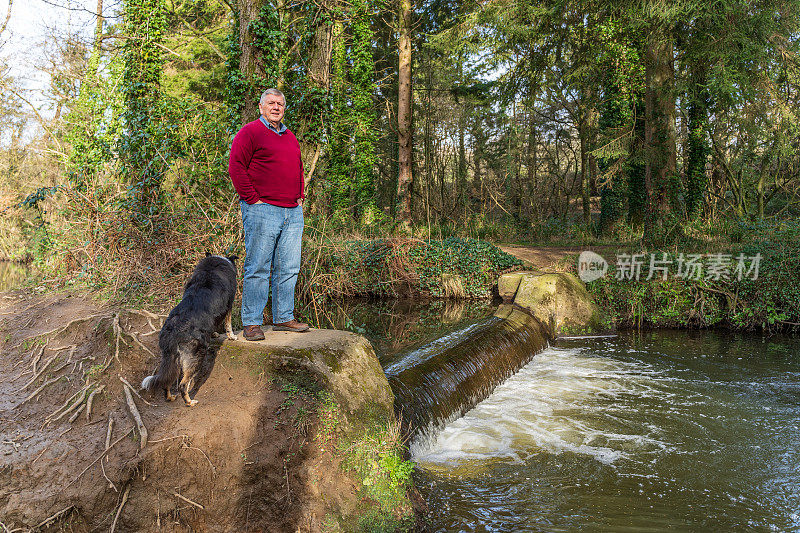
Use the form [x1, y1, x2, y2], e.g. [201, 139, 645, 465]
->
[396, 0, 414, 228]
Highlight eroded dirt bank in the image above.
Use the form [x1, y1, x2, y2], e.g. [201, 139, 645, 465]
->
[0, 294, 416, 532]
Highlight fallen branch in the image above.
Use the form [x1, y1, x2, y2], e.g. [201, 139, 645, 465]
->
[173, 491, 204, 510]
[123, 383, 148, 451]
[109, 484, 130, 533]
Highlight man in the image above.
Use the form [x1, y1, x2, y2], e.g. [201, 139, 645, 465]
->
[229, 88, 309, 340]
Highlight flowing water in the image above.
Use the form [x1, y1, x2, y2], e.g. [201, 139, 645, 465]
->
[413, 330, 800, 532]
[324, 300, 800, 531]
[387, 306, 549, 441]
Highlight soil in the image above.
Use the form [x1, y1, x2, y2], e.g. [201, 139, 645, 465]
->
[0, 292, 361, 532]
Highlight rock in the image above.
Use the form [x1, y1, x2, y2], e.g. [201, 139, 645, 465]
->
[512, 272, 605, 336]
[220, 328, 395, 429]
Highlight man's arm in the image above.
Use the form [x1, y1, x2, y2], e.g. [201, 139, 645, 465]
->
[228, 128, 260, 204]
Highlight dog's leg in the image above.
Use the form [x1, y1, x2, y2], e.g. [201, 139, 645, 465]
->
[179, 355, 199, 406]
[179, 376, 197, 406]
[165, 387, 177, 402]
[225, 309, 236, 340]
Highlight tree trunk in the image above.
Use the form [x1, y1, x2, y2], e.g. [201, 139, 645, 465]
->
[299, 4, 334, 195]
[396, 0, 413, 228]
[643, 29, 676, 241]
[237, 0, 267, 124]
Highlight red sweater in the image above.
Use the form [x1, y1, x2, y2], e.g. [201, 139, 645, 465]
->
[228, 120, 305, 207]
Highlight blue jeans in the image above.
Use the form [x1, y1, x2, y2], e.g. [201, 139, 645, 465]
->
[240, 201, 304, 326]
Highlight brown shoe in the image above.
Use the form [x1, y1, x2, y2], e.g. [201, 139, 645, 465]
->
[272, 319, 310, 332]
[243, 325, 265, 341]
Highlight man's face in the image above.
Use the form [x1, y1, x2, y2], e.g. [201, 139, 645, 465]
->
[259, 94, 286, 127]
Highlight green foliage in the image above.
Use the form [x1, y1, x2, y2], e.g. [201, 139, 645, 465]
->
[302, 237, 522, 302]
[350, 0, 378, 219]
[726, 221, 800, 330]
[588, 222, 800, 331]
[161, 0, 229, 103]
[64, 54, 125, 192]
[120, 0, 168, 215]
[340, 424, 414, 515]
[409, 238, 522, 297]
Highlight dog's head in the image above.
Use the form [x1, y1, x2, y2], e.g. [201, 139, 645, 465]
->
[205, 252, 239, 268]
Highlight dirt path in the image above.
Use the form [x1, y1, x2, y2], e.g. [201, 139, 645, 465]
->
[0, 294, 356, 532]
[498, 245, 620, 272]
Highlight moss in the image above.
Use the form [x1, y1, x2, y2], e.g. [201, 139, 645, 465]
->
[315, 395, 415, 532]
[320, 349, 342, 374]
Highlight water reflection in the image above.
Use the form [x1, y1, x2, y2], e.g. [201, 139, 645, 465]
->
[0, 261, 28, 292]
[308, 298, 494, 366]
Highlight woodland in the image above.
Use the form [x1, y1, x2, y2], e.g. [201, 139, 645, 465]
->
[1, 0, 799, 311]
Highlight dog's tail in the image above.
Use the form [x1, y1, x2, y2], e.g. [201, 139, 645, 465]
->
[141, 333, 181, 393]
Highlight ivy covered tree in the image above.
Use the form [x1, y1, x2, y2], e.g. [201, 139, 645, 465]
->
[119, 0, 168, 215]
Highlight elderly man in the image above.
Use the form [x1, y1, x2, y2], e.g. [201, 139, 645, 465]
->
[229, 88, 309, 340]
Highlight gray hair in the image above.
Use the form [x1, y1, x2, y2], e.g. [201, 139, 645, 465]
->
[260, 88, 285, 105]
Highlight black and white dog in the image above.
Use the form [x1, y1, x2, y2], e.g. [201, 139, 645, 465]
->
[142, 254, 238, 406]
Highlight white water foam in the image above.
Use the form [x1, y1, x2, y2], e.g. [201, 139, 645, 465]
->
[412, 346, 670, 467]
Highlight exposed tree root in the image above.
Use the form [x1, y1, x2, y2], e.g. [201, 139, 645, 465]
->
[30, 343, 45, 374]
[44, 386, 88, 425]
[68, 428, 133, 488]
[18, 376, 60, 406]
[49, 385, 92, 424]
[123, 383, 148, 451]
[85, 384, 105, 421]
[122, 330, 156, 358]
[18, 345, 74, 391]
[67, 404, 86, 424]
[125, 308, 165, 334]
[119, 376, 152, 406]
[31, 505, 75, 531]
[109, 484, 130, 533]
[12, 313, 111, 351]
[173, 491, 204, 510]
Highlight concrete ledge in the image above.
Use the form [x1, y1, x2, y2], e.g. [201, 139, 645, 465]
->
[498, 271, 606, 336]
[221, 328, 395, 427]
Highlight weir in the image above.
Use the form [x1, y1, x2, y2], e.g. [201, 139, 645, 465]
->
[386, 306, 551, 440]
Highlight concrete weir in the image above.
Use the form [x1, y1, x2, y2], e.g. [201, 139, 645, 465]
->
[388, 271, 605, 441]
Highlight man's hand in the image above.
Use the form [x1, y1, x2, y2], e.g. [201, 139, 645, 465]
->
[297, 198, 304, 207]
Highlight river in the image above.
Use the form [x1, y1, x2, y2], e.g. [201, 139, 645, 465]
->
[324, 301, 800, 532]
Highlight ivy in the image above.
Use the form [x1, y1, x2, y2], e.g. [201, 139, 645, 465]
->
[119, 0, 168, 218]
[350, 0, 378, 221]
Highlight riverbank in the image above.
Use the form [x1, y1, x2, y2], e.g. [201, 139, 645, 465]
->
[498, 227, 800, 334]
[0, 294, 419, 532]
